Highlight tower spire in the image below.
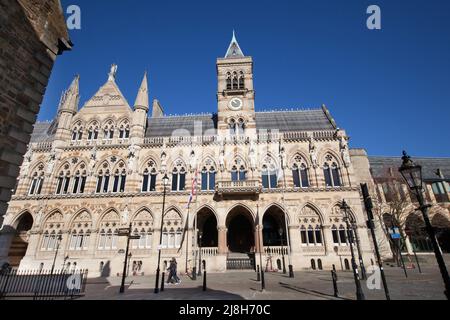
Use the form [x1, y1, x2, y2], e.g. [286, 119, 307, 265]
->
[57, 74, 79, 114]
[225, 30, 244, 58]
[134, 72, 149, 111]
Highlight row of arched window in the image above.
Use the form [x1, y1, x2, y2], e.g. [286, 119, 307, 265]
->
[27, 153, 344, 196]
[226, 71, 245, 90]
[71, 121, 130, 142]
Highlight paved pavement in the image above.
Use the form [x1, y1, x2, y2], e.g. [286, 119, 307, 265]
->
[81, 255, 450, 300]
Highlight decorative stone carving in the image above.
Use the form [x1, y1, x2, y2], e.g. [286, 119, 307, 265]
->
[160, 151, 167, 174]
[339, 136, 351, 167]
[189, 150, 197, 172]
[127, 144, 140, 174]
[308, 135, 318, 168]
[46, 148, 61, 176]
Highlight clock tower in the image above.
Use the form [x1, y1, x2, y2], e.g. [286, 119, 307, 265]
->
[217, 31, 256, 138]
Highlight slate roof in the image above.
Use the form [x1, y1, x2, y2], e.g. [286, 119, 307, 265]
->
[29, 122, 54, 143]
[369, 156, 450, 182]
[144, 108, 336, 137]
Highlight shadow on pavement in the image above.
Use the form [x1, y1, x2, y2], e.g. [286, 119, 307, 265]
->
[279, 282, 350, 300]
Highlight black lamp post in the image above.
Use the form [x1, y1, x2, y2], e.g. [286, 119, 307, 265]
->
[350, 218, 367, 280]
[198, 231, 203, 276]
[341, 200, 365, 300]
[50, 234, 63, 275]
[278, 227, 286, 274]
[154, 173, 169, 294]
[399, 151, 450, 300]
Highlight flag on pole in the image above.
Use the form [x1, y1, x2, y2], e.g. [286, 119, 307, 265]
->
[178, 170, 198, 253]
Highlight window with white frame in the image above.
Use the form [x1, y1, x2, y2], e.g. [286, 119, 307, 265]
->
[97, 212, 120, 250]
[40, 212, 63, 251]
[68, 211, 92, 251]
[291, 154, 310, 188]
[323, 154, 342, 187]
[142, 160, 158, 192]
[55, 163, 71, 195]
[131, 210, 153, 249]
[298, 206, 323, 246]
[171, 161, 186, 191]
[201, 164, 216, 191]
[29, 164, 45, 196]
[161, 209, 183, 249]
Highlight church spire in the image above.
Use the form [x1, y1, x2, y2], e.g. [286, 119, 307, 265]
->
[134, 72, 149, 111]
[57, 74, 79, 114]
[225, 30, 245, 58]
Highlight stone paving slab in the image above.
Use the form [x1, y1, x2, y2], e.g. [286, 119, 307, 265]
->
[81, 264, 448, 300]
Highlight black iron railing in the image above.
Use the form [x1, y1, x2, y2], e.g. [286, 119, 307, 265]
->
[0, 269, 88, 300]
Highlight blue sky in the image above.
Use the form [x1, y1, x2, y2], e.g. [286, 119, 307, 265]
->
[40, 0, 450, 157]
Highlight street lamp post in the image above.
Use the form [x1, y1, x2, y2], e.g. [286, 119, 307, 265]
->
[119, 223, 133, 294]
[50, 235, 63, 275]
[198, 231, 203, 276]
[154, 174, 169, 294]
[399, 151, 450, 300]
[278, 227, 286, 274]
[351, 219, 367, 280]
[341, 200, 365, 300]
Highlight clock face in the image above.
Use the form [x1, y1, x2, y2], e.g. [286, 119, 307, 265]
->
[228, 98, 243, 111]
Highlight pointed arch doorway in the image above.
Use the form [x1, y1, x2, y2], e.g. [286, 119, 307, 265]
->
[8, 212, 34, 267]
[226, 206, 255, 253]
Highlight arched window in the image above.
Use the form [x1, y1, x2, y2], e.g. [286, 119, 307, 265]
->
[298, 206, 324, 246]
[231, 165, 247, 182]
[40, 212, 63, 251]
[262, 164, 278, 189]
[71, 124, 83, 141]
[68, 211, 92, 251]
[291, 155, 309, 188]
[56, 163, 71, 195]
[112, 163, 127, 193]
[229, 119, 236, 136]
[87, 123, 99, 141]
[330, 205, 355, 246]
[201, 165, 216, 191]
[236, 118, 245, 135]
[29, 164, 45, 196]
[118, 121, 130, 139]
[161, 209, 183, 249]
[311, 259, 316, 270]
[171, 161, 186, 191]
[103, 121, 115, 140]
[232, 71, 239, 90]
[238, 71, 245, 89]
[96, 162, 111, 193]
[323, 154, 342, 187]
[72, 163, 87, 194]
[142, 160, 158, 192]
[226, 72, 232, 90]
[97, 211, 119, 250]
[131, 210, 153, 249]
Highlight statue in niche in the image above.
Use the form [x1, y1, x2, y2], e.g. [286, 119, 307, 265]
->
[309, 136, 318, 168]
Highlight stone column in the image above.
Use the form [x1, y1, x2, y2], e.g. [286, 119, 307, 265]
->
[322, 225, 336, 256]
[254, 225, 263, 253]
[217, 226, 227, 254]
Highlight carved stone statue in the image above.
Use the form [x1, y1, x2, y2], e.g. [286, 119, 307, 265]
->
[309, 136, 318, 168]
[127, 144, 139, 174]
[35, 207, 44, 227]
[160, 151, 167, 173]
[121, 204, 129, 224]
[340, 136, 351, 167]
[279, 146, 287, 169]
[21, 148, 33, 177]
[219, 148, 225, 172]
[89, 147, 97, 175]
[46, 148, 60, 176]
[189, 150, 197, 172]
[108, 64, 118, 81]
[249, 146, 257, 171]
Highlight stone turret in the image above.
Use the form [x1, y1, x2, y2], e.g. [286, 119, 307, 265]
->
[130, 72, 149, 144]
[53, 75, 80, 148]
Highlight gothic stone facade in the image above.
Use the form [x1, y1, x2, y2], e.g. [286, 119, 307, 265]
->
[0, 35, 381, 276]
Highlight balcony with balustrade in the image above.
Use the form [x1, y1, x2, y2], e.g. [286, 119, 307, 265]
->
[215, 179, 261, 196]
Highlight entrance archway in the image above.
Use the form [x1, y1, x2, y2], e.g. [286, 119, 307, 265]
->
[8, 212, 33, 267]
[226, 206, 254, 253]
[197, 207, 218, 247]
[263, 205, 287, 247]
[432, 212, 450, 253]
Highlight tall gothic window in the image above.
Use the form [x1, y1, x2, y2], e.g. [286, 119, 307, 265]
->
[232, 71, 239, 90]
[291, 155, 310, 188]
[161, 209, 183, 249]
[262, 162, 278, 190]
[56, 163, 71, 195]
[71, 124, 83, 141]
[330, 205, 355, 246]
[87, 123, 99, 141]
[97, 211, 120, 250]
[131, 210, 154, 249]
[103, 121, 115, 140]
[112, 163, 127, 193]
[238, 71, 245, 89]
[229, 119, 236, 136]
[201, 165, 216, 191]
[226, 72, 232, 90]
[29, 164, 45, 196]
[171, 161, 186, 191]
[40, 212, 63, 252]
[118, 121, 130, 139]
[231, 165, 247, 182]
[323, 154, 342, 187]
[72, 167, 87, 194]
[298, 206, 323, 246]
[142, 160, 158, 192]
[68, 212, 92, 251]
[96, 162, 111, 193]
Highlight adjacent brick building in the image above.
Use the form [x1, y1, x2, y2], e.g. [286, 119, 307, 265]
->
[0, 0, 71, 225]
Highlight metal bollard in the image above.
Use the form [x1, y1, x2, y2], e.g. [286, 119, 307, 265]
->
[161, 261, 167, 292]
[192, 266, 197, 281]
[256, 265, 261, 282]
[202, 260, 207, 291]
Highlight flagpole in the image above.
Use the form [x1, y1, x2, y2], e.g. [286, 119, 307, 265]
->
[185, 205, 190, 274]
[280, 138, 294, 278]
